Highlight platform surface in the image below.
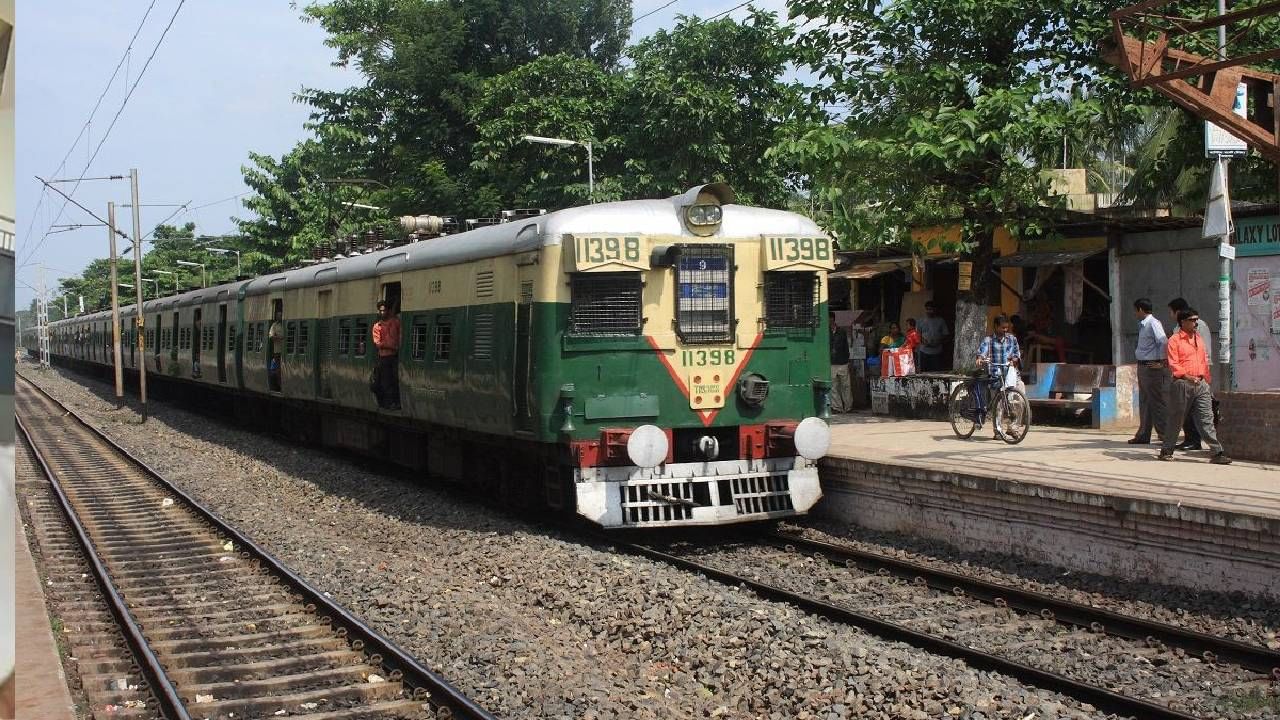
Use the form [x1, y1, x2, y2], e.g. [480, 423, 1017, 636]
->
[14, 518, 78, 720]
[825, 413, 1280, 522]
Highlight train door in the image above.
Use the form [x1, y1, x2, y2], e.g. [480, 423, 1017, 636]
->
[217, 304, 228, 383]
[268, 298, 283, 392]
[316, 290, 332, 399]
[513, 265, 535, 432]
[192, 308, 203, 377]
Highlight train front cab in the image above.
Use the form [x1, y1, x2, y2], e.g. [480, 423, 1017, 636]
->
[547, 184, 834, 528]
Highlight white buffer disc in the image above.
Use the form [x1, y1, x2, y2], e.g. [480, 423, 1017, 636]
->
[794, 417, 831, 460]
[627, 425, 669, 468]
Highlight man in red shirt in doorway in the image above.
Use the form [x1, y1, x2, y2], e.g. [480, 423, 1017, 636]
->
[1159, 307, 1230, 464]
[372, 300, 402, 410]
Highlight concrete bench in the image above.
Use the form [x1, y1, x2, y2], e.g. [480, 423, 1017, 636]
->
[1023, 363, 1138, 429]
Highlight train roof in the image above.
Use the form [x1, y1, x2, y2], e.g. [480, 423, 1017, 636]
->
[51, 189, 825, 325]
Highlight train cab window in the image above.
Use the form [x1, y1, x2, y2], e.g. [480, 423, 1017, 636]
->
[568, 272, 642, 336]
[411, 317, 429, 360]
[285, 322, 297, 355]
[675, 244, 733, 344]
[763, 272, 819, 329]
[256, 322, 266, 352]
[432, 316, 452, 361]
[297, 321, 309, 357]
[338, 319, 351, 356]
[247, 324, 257, 353]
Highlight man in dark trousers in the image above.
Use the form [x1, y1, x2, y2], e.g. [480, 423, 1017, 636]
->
[1167, 297, 1214, 450]
[371, 300, 401, 410]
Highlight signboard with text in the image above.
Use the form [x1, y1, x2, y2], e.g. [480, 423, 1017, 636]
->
[1205, 82, 1249, 157]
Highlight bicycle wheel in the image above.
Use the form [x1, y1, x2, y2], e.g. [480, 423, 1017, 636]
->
[948, 381, 978, 439]
[995, 388, 1032, 444]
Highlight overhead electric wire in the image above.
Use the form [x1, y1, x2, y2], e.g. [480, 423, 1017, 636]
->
[19, 0, 188, 271]
[17, 0, 160, 265]
[631, 0, 682, 26]
[706, 0, 753, 21]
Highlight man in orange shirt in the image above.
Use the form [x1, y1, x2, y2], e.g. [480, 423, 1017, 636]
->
[371, 300, 401, 410]
[1160, 308, 1230, 464]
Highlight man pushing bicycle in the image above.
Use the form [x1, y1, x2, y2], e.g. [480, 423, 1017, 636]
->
[976, 315, 1022, 438]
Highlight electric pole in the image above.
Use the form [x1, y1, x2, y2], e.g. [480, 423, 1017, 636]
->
[108, 202, 125, 407]
[36, 265, 50, 367]
[131, 168, 149, 421]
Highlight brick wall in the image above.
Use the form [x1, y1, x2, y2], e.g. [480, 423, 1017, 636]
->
[1218, 392, 1280, 463]
[817, 457, 1280, 599]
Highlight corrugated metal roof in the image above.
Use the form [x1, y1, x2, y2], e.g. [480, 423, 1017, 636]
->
[993, 249, 1104, 267]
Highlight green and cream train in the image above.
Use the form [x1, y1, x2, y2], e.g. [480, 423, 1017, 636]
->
[28, 184, 836, 528]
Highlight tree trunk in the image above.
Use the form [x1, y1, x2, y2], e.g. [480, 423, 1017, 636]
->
[953, 225, 996, 370]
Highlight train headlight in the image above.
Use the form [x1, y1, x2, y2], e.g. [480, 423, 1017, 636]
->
[627, 425, 669, 468]
[686, 204, 722, 226]
[793, 417, 830, 460]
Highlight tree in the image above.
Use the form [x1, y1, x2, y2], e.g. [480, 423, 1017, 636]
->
[470, 54, 624, 208]
[776, 0, 1136, 365]
[285, 0, 633, 222]
[620, 11, 821, 206]
[469, 12, 820, 210]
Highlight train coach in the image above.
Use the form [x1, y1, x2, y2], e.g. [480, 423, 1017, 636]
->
[30, 184, 837, 528]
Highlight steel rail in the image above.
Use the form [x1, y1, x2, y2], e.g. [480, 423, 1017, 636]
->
[622, 541, 1204, 720]
[16, 374, 500, 720]
[16, 412, 192, 720]
[769, 532, 1280, 678]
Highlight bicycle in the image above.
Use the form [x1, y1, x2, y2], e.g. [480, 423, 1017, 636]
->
[947, 361, 1032, 444]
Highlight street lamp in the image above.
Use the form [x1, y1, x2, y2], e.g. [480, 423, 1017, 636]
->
[176, 260, 207, 288]
[154, 270, 179, 295]
[207, 248, 241, 279]
[522, 135, 594, 203]
[139, 277, 159, 298]
[341, 201, 383, 210]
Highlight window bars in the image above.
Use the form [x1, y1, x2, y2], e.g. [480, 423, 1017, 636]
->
[569, 273, 643, 336]
[762, 272, 818, 329]
[675, 245, 733, 344]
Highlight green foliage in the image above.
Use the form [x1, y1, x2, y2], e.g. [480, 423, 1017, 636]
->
[618, 11, 821, 206]
[776, 0, 1138, 257]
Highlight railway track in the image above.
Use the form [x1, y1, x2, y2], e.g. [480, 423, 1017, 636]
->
[15, 374, 498, 720]
[623, 533, 1280, 720]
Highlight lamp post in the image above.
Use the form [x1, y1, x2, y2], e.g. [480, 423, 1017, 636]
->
[522, 135, 594, 202]
[139, 278, 159, 298]
[154, 270, 179, 295]
[176, 260, 207, 288]
[207, 248, 241, 279]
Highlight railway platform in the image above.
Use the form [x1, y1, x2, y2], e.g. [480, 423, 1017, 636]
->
[817, 413, 1280, 599]
[13, 515, 77, 720]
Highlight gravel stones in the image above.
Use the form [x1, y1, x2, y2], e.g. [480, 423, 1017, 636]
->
[17, 364, 1200, 718]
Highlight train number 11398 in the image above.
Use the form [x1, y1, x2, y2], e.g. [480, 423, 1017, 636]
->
[766, 236, 831, 264]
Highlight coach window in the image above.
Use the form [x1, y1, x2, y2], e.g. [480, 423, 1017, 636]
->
[285, 321, 297, 355]
[296, 320, 309, 357]
[354, 318, 369, 357]
[568, 272, 642, 336]
[762, 272, 819, 330]
[411, 316, 429, 361]
[432, 315, 453, 361]
[338, 319, 352, 356]
[674, 244, 733, 344]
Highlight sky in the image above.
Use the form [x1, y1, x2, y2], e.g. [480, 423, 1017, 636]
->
[14, 0, 791, 309]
